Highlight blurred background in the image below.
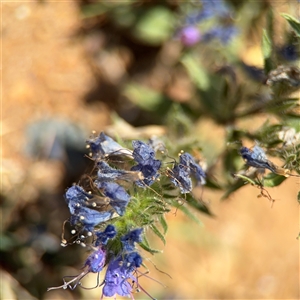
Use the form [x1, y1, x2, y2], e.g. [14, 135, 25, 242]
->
[1, 1, 299, 299]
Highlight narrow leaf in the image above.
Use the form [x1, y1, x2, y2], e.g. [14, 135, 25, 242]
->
[281, 13, 300, 38]
[142, 235, 150, 247]
[150, 224, 166, 245]
[181, 54, 210, 90]
[263, 173, 287, 187]
[174, 203, 203, 226]
[158, 214, 168, 234]
[262, 29, 273, 73]
[234, 173, 257, 185]
[262, 29, 272, 59]
[185, 194, 214, 216]
[139, 242, 162, 255]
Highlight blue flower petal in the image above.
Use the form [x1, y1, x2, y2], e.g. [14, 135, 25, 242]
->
[95, 225, 117, 246]
[85, 247, 106, 273]
[121, 228, 143, 252]
[86, 132, 132, 159]
[97, 181, 131, 216]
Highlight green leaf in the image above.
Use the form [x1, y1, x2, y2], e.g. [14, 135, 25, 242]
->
[185, 194, 214, 216]
[262, 29, 273, 73]
[267, 99, 299, 114]
[281, 13, 300, 38]
[150, 224, 166, 245]
[142, 234, 150, 247]
[123, 83, 164, 111]
[297, 191, 300, 204]
[173, 202, 203, 226]
[262, 29, 272, 59]
[133, 7, 174, 44]
[201, 177, 222, 190]
[158, 215, 168, 234]
[286, 118, 300, 131]
[234, 174, 257, 185]
[263, 173, 287, 187]
[139, 241, 162, 255]
[181, 54, 210, 90]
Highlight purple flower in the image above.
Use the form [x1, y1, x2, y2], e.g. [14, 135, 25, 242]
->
[131, 140, 161, 187]
[96, 181, 131, 216]
[179, 26, 201, 46]
[121, 228, 143, 252]
[65, 185, 113, 231]
[86, 132, 132, 159]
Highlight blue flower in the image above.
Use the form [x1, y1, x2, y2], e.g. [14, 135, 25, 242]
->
[95, 224, 117, 246]
[169, 152, 206, 193]
[102, 252, 142, 298]
[96, 181, 131, 216]
[121, 228, 143, 252]
[85, 246, 106, 273]
[131, 140, 161, 187]
[65, 185, 113, 232]
[102, 256, 134, 298]
[97, 160, 143, 183]
[132, 140, 155, 164]
[181, 0, 237, 46]
[85, 225, 117, 272]
[239, 146, 277, 173]
[186, 0, 231, 25]
[86, 132, 132, 159]
[123, 251, 143, 269]
[169, 163, 192, 194]
[202, 25, 238, 44]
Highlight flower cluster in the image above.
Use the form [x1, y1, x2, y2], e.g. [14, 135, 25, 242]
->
[48, 225, 145, 299]
[49, 132, 207, 299]
[178, 0, 238, 46]
[48, 127, 300, 298]
[102, 228, 144, 298]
